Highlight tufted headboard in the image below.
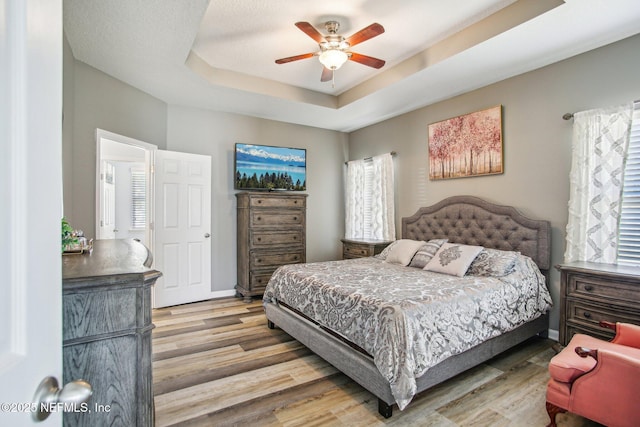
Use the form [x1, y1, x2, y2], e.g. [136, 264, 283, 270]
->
[401, 196, 551, 271]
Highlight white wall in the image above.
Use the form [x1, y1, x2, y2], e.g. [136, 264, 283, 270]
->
[348, 33, 640, 330]
[166, 105, 348, 292]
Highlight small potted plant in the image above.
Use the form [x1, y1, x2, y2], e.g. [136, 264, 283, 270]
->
[61, 217, 78, 253]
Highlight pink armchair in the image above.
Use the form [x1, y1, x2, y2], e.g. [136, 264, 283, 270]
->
[546, 321, 640, 427]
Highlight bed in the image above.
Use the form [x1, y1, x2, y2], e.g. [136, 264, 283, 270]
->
[263, 195, 552, 418]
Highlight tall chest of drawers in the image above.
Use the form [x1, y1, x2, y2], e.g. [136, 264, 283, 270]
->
[557, 262, 640, 346]
[236, 192, 307, 301]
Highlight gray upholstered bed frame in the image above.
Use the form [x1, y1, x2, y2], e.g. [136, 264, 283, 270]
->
[265, 195, 551, 418]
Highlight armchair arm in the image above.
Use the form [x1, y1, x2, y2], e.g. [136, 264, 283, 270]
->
[608, 322, 640, 349]
[570, 348, 640, 427]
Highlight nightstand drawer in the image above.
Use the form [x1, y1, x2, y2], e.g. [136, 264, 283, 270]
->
[565, 324, 615, 343]
[251, 230, 303, 247]
[568, 273, 640, 306]
[343, 243, 374, 258]
[250, 210, 304, 227]
[566, 299, 640, 330]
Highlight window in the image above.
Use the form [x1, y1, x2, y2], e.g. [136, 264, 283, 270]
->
[618, 103, 640, 265]
[130, 168, 146, 229]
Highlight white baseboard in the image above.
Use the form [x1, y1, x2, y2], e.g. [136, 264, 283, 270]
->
[547, 329, 559, 342]
[210, 289, 237, 299]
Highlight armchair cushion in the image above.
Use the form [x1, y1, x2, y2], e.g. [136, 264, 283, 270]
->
[549, 333, 640, 383]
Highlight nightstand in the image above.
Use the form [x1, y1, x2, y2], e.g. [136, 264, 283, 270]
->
[340, 238, 393, 259]
[556, 262, 640, 346]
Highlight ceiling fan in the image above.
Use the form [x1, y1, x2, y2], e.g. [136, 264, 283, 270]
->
[275, 21, 386, 85]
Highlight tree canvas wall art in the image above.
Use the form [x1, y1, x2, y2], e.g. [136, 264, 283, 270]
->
[428, 105, 503, 180]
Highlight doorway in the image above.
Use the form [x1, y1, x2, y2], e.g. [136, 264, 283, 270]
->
[96, 129, 156, 249]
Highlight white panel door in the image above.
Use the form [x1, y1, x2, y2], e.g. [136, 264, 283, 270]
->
[0, 0, 63, 425]
[154, 150, 212, 307]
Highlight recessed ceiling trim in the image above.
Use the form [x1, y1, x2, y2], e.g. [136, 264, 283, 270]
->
[185, 50, 338, 109]
[338, 0, 565, 108]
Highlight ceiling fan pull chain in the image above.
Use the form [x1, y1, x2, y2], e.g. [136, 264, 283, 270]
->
[332, 70, 336, 88]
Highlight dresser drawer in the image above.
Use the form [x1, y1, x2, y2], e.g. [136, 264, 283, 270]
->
[250, 210, 304, 228]
[250, 251, 304, 268]
[568, 273, 640, 306]
[250, 196, 306, 209]
[250, 270, 278, 292]
[251, 230, 303, 247]
[63, 287, 137, 341]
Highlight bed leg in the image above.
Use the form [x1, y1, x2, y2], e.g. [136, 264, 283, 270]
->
[378, 399, 393, 418]
[267, 320, 275, 329]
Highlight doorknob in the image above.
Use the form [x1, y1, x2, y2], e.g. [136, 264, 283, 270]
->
[31, 376, 93, 421]
[204, 233, 211, 238]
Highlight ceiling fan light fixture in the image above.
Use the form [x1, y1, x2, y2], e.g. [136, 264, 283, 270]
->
[319, 49, 348, 70]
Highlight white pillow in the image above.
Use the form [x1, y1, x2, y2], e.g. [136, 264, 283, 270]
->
[384, 239, 426, 266]
[424, 243, 483, 276]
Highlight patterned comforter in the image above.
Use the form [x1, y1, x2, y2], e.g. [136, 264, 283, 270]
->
[263, 255, 552, 410]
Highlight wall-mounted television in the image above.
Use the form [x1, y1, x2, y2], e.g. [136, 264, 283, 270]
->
[234, 143, 307, 191]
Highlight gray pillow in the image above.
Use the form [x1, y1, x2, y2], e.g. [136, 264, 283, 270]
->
[467, 248, 519, 277]
[408, 239, 448, 268]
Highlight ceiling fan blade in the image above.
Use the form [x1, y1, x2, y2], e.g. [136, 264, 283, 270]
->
[295, 22, 326, 44]
[275, 53, 315, 64]
[320, 67, 332, 82]
[349, 52, 385, 69]
[345, 23, 384, 47]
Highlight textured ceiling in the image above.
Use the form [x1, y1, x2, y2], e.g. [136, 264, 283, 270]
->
[63, 0, 640, 132]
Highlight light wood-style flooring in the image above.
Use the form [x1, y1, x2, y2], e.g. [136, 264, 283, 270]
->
[152, 297, 601, 427]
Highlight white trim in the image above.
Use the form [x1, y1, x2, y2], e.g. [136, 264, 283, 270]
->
[547, 329, 559, 342]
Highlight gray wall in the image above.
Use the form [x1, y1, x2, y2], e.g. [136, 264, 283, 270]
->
[63, 53, 168, 234]
[63, 46, 348, 293]
[166, 105, 347, 291]
[348, 33, 640, 330]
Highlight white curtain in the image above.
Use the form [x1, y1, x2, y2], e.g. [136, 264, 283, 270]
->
[345, 158, 366, 239]
[345, 153, 396, 240]
[564, 103, 633, 263]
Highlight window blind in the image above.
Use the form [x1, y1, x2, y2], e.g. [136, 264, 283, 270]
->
[618, 103, 640, 265]
[131, 169, 146, 229]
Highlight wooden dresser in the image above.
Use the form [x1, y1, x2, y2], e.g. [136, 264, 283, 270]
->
[236, 192, 307, 301]
[557, 262, 640, 346]
[341, 238, 392, 259]
[62, 239, 161, 426]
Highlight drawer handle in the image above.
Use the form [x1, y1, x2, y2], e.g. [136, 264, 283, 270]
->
[294, 200, 298, 204]
[293, 236, 297, 240]
[293, 216, 298, 220]
[257, 279, 263, 283]
[257, 216, 262, 221]
[584, 285, 593, 292]
[257, 237, 262, 241]
[583, 311, 592, 319]
[360, 250, 366, 254]
[257, 200, 262, 204]
[256, 259, 262, 263]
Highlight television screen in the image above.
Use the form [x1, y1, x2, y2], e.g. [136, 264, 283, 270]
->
[234, 143, 306, 191]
